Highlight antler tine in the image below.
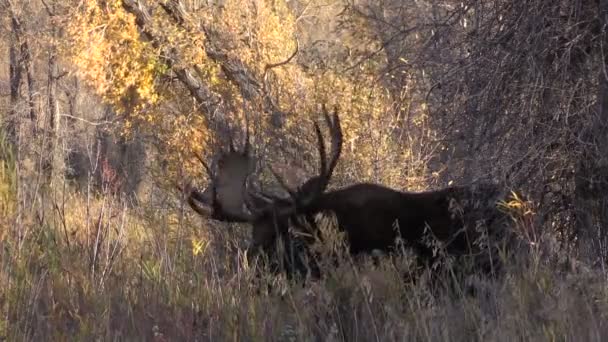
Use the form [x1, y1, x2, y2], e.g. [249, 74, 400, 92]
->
[243, 112, 251, 155]
[313, 121, 327, 178]
[187, 196, 214, 216]
[243, 177, 262, 216]
[326, 106, 342, 177]
[179, 155, 216, 219]
[228, 135, 236, 152]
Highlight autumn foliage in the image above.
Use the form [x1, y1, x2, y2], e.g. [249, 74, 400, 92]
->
[3, 0, 608, 340]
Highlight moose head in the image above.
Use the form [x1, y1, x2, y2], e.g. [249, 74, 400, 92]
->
[183, 106, 516, 278]
[182, 106, 342, 275]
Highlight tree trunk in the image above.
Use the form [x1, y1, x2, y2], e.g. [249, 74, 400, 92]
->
[7, 22, 22, 148]
[10, 12, 37, 125]
[595, 0, 608, 239]
[47, 1, 60, 182]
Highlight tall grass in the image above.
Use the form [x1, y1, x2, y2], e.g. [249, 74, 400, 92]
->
[1, 179, 608, 341]
[0, 132, 16, 225]
[1, 120, 608, 341]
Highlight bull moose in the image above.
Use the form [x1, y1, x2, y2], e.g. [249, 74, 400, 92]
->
[182, 107, 516, 277]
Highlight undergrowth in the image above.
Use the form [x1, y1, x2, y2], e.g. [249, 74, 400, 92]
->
[1, 182, 607, 341]
[1, 132, 607, 341]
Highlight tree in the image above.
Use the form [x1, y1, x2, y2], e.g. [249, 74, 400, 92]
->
[64, 0, 422, 195]
[341, 0, 608, 254]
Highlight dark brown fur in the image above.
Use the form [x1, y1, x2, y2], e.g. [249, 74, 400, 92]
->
[249, 182, 510, 277]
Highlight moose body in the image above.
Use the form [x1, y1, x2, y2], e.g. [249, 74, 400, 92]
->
[321, 183, 506, 251]
[183, 107, 512, 277]
[307, 183, 465, 254]
[250, 182, 508, 275]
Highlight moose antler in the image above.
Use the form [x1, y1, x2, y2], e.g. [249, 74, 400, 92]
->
[182, 125, 260, 222]
[272, 105, 342, 209]
[183, 105, 342, 227]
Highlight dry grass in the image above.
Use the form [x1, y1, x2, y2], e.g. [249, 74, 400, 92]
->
[1, 125, 608, 342]
[2, 175, 608, 342]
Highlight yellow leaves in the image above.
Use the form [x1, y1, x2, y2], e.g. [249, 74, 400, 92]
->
[0, 133, 16, 221]
[256, 1, 297, 60]
[154, 11, 207, 68]
[290, 68, 427, 188]
[191, 237, 210, 257]
[66, 0, 161, 114]
[497, 191, 534, 216]
[66, 0, 217, 177]
[498, 191, 538, 245]
[140, 259, 162, 283]
[206, 0, 299, 86]
[64, 0, 427, 192]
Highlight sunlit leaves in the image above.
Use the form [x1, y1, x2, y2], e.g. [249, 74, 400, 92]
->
[66, 0, 161, 114]
[0, 133, 16, 221]
[64, 0, 428, 190]
[191, 237, 210, 257]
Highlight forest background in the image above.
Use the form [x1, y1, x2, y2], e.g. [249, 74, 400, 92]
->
[2, 0, 608, 340]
